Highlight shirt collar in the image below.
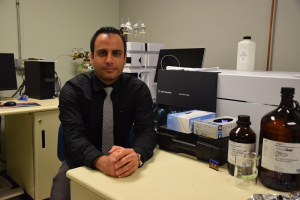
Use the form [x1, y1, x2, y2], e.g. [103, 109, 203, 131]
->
[92, 72, 121, 93]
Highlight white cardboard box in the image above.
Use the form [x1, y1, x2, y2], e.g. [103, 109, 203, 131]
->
[194, 116, 237, 139]
[167, 110, 216, 133]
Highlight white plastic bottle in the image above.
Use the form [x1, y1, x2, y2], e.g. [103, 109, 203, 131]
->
[236, 36, 256, 71]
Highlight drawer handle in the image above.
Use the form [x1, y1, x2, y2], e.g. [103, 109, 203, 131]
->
[42, 130, 45, 148]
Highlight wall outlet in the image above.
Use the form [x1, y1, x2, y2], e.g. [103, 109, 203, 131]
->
[15, 59, 27, 69]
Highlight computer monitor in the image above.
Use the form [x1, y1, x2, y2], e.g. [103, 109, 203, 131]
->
[0, 53, 17, 91]
[154, 48, 205, 82]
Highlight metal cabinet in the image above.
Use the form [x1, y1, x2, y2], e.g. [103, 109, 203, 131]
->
[6, 110, 61, 199]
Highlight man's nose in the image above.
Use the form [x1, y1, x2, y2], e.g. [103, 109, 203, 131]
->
[105, 53, 113, 64]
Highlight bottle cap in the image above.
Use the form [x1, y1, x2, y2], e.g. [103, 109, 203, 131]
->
[281, 87, 294, 95]
[243, 36, 251, 39]
[237, 115, 251, 125]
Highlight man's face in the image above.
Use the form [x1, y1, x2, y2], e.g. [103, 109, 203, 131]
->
[91, 33, 127, 85]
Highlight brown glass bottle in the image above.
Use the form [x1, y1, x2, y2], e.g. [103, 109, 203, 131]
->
[259, 87, 300, 192]
[227, 115, 256, 176]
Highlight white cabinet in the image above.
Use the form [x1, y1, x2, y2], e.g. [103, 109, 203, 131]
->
[123, 42, 165, 100]
[5, 110, 61, 200]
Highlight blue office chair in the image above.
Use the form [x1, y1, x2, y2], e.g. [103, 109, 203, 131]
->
[57, 124, 66, 162]
[57, 124, 134, 162]
[129, 127, 134, 148]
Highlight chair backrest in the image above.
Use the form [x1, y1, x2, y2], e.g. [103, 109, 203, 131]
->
[57, 124, 66, 162]
[129, 127, 134, 148]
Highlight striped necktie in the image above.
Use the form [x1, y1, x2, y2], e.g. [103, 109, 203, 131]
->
[102, 87, 114, 155]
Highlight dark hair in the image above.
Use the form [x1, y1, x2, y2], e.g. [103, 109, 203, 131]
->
[90, 26, 127, 57]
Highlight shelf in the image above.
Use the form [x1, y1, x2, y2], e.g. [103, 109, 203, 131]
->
[0, 187, 24, 199]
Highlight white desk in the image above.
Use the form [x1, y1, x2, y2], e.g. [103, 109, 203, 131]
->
[67, 148, 289, 200]
[0, 98, 59, 116]
[0, 98, 61, 200]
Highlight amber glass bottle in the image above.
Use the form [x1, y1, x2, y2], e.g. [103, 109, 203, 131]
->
[227, 115, 256, 176]
[259, 87, 300, 191]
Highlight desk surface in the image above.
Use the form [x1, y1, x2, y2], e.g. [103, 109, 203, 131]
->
[0, 97, 59, 116]
[67, 148, 290, 200]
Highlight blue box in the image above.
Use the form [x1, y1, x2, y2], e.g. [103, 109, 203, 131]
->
[167, 110, 216, 133]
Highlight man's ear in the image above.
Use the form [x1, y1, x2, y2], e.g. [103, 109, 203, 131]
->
[123, 53, 127, 66]
[90, 52, 94, 64]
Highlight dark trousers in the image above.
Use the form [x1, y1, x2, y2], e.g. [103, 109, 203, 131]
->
[50, 161, 71, 200]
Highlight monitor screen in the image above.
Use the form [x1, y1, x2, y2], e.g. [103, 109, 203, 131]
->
[154, 48, 205, 82]
[0, 53, 17, 91]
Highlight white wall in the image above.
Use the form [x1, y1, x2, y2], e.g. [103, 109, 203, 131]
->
[271, 1, 300, 71]
[1, 0, 299, 97]
[0, 0, 119, 97]
[120, 0, 300, 72]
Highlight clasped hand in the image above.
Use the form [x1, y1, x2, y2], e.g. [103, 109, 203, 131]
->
[93, 146, 139, 178]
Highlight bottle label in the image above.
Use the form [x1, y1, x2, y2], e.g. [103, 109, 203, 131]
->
[239, 49, 248, 63]
[262, 139, 300, 174]
[228, 140, 255, 165]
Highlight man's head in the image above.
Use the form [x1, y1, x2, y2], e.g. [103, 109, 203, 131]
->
[90, 26, 126, 57]
[90, 27, 127, 85]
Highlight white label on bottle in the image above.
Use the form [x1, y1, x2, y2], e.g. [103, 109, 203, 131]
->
[228, 140, 255, 165]
[261, 139, 300, 174]
[239, 49, 248, 63]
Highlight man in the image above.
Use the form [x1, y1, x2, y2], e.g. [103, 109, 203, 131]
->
[51, 26, 157, 200]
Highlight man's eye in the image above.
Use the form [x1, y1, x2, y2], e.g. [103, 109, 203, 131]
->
[114, 52, 121, 56]
[98, 52, 106, 56]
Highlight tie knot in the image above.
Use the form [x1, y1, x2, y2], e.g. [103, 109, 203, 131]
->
[104, 87, 113, 96]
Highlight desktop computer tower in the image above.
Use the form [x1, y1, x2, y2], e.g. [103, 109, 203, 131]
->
[25, 61, 55, 100]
